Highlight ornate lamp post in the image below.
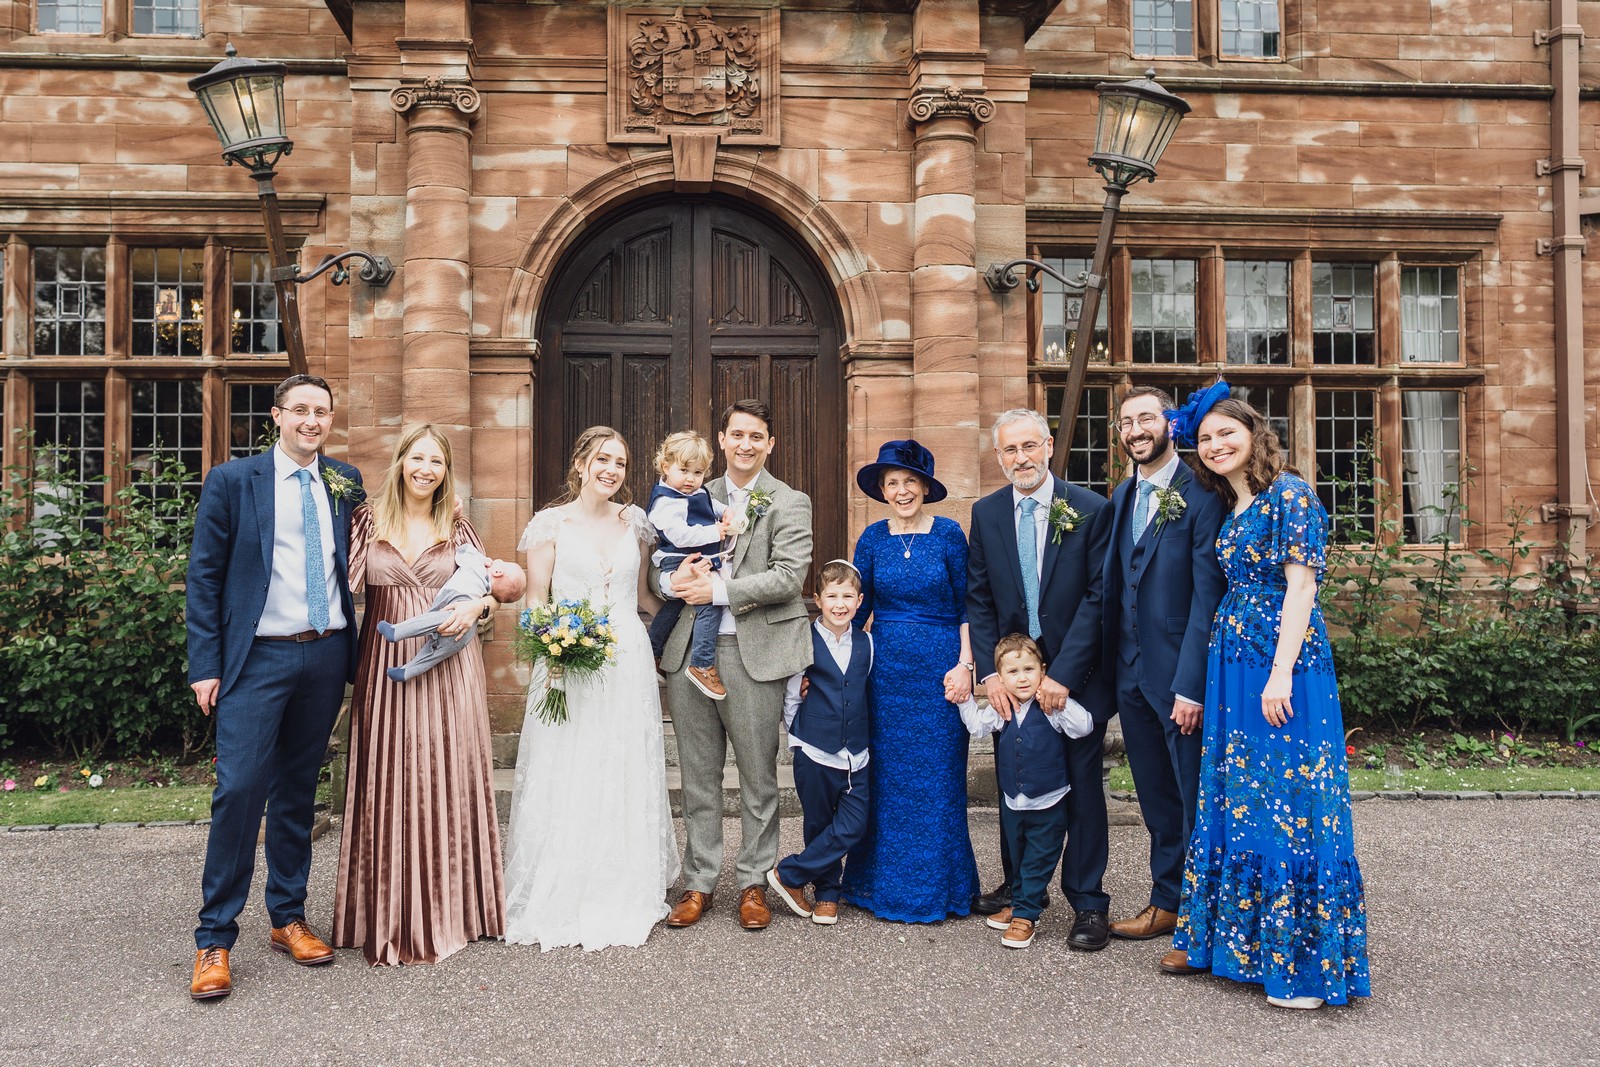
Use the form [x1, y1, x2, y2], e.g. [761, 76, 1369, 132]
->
[189, 45, 393, 377]
[985, 69, 1190, 478]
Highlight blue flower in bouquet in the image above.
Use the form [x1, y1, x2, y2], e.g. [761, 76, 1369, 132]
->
[514, 596, 618, 725]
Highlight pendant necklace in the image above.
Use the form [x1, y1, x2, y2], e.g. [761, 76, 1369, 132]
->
[896, 532, 915, 559]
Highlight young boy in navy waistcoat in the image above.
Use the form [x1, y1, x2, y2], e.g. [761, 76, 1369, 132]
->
[767, 559, 872, 926]
[955, 634, 1092, 949]
[646, 430, 735, 700]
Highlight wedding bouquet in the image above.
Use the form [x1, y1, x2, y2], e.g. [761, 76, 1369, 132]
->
[514, 598, 617, 725]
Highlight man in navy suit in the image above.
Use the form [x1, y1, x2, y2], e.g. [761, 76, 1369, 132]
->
[1058, 386, 1226, 952]
[967, 408, 1115, 951]
[184, 374, 362, 1000]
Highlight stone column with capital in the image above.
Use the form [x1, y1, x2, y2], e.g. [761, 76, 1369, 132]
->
[390, 76, 480, 489]
[906, 83, 993, 500]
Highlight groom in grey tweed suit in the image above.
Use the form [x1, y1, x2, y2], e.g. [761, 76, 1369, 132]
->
[659, 399, 813, 930]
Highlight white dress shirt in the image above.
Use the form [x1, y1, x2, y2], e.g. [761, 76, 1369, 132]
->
[957, 694, 1091, 811]
[257, 443, 345, 637]
[782, 619, 873, 773]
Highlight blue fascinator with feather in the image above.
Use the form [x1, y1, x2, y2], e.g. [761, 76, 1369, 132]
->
[1164, 380, 1231, 449]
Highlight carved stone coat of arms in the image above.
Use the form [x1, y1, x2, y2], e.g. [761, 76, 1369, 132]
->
[608, 6, 779, 145]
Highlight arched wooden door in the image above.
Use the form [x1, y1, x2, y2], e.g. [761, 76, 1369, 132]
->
[537, 196, 844, 592]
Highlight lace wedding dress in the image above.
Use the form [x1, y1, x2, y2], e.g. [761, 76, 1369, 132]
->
[503, 505, 679, 950]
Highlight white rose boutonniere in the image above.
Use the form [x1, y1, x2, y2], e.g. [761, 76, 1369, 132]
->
[745, 489, 775, 526]
[322, 466, 364, 507]
[1048, 498, 1083, 544]
[1152, 486, 1187, 529]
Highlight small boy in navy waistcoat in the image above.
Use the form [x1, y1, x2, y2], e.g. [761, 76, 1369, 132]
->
[646, 430, 735, 700]
[767, 559, 872, 926]
[955, 634, 1092, 949]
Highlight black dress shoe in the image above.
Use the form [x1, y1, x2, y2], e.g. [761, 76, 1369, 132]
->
[972, 886, 1012, 916]
[1067, 909, 1111, 952]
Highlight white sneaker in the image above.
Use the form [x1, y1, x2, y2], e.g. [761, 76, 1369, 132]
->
[1267, 994, 1325, 1010]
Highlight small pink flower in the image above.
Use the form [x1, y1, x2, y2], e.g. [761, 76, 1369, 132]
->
[58, 785, 70, 793]
[2, 779, 15, 792]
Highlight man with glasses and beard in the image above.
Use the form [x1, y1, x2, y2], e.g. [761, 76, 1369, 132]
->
[1056, 386, 1226, 962]
[966, 409, 1115, 951]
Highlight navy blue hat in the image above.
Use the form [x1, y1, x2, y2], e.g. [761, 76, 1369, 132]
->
[1165, 380, 1231, 449]
[856, 439, 948, 504]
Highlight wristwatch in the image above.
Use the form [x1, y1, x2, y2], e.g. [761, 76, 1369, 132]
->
[959, 660, 975, 673]
[479, 597, 494, 620]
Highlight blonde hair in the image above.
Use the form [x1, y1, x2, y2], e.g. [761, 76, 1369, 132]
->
[549, 426, 632, 508]
[372, 425, 456, 546]
[654, 430, 713, 473]
[994, 633, 1044, 673]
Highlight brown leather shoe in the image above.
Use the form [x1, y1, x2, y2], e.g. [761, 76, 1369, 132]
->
[1160, 948, 1208, 975]
[190, 947, 232, 1000]
[739, 885, 772, 930]
[687, 665, 728, 700]
[984, 906, 1014, 931]
[270, 919, 334, 966]
[766, 868, 812, 918]
[666, 890, 712, 928]
[811, 901, 839, 926]
[1001, 917, 1036, 949]
[1111, 904, 1179, 941]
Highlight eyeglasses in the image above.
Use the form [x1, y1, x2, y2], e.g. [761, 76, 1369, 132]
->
[1114, 413, 1166, 434]
[998, 441, 1046, 459]
[281, 406, 333, 420]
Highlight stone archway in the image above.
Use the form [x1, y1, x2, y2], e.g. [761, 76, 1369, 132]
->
[535, 194, 846, 591]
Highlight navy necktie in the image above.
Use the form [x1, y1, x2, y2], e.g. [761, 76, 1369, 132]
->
[295, 468, 330, 632]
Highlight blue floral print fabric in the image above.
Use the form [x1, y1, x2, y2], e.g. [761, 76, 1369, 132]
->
[1174, 472, 1372, 1004]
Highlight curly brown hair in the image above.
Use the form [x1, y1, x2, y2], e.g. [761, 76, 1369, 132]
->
[549, 426, 632, 508]
[1193, 398, 1289, 507]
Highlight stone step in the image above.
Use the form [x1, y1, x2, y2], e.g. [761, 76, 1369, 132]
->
[490, 755, 1141, 825]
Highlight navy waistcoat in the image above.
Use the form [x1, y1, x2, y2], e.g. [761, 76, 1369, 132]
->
[994, 699, 1071, 799]
[791, 625, 871, 755]
[1117, 493, 1150, 667]
[648, 482, 721, 553]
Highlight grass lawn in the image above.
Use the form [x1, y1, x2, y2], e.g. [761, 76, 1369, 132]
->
[0, 785, 214, 826]
[1107, 763, 1600, 794]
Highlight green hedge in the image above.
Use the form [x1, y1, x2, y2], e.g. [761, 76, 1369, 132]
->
[0, 448, 206, 760]
[1323, 480, 1600, 740]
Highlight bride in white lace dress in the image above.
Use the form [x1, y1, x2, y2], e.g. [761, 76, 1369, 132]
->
[503, 427, 679, 950]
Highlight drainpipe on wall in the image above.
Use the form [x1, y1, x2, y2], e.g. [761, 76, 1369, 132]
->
[1538, 0, 1591, 565]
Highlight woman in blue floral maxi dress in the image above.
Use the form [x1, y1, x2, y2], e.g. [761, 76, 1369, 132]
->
[1173, 397, 1371, 1008]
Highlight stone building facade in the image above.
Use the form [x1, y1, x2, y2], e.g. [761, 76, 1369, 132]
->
[1, 0, 1597, 729]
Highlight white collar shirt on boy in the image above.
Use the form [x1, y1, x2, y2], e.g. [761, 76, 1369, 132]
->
[781, 619, 872, 773]
[956, 695, 1094, 811]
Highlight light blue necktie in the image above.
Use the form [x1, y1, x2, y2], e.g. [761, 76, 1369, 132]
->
[1132, 478, 1157, 542]
[295, 468, 330, 632]
[1018, 496, 1041, 639]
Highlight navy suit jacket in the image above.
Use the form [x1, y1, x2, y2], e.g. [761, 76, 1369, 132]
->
[1058, 459, 1227, 714]
[185, 448, 362, 698]
[966, 476, 1114, 722]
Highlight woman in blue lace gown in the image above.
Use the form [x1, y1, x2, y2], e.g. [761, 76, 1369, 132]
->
[1171, 396, 1370, 1009]
[841, 440, 979, 922]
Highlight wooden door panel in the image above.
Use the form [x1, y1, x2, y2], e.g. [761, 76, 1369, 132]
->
[539, 195, 842, 591]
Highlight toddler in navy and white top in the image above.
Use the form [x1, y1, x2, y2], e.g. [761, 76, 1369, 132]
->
[954, 634, 1091, 949]
[646, 430, 736, 701]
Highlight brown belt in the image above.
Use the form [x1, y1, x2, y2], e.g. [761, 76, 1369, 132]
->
[257, 629, 340, 643]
